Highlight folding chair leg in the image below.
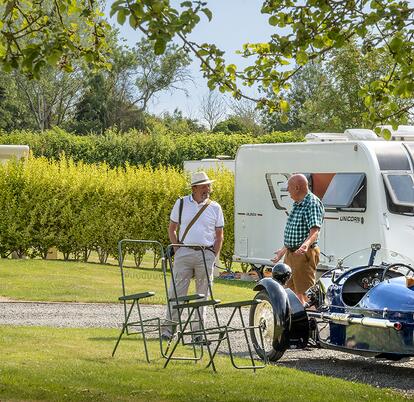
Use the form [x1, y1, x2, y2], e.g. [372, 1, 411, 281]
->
[195, 308, 217, 372]
[136, 300, 150, 363]
[188, 317, 202, 363]
[205, 329, 226, 369]
[112, 300, 136, 357]
[157, 323, 172, 359]
[239, 307, 257, 371]
[207, 306, 237, 369]
[163, 333, 182, 368]
[164, 308, 202, 367]
[214, 304, 267, 371]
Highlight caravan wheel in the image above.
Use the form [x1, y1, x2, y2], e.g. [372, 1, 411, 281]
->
[249, 290, 289, 362]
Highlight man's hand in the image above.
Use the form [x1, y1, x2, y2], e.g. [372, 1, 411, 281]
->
[271, 247, 286, 263]
[296, 227, 320, 255]
[295, 243, 308, 255]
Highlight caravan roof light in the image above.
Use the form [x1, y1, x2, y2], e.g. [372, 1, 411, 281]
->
[305, 129, 379, 142]
[305, 133, 348, 142]
[344, 129, 379, 140]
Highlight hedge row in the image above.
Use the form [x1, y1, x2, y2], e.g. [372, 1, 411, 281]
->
[0, 128, 303, 168]
[0, 158, 235, 267]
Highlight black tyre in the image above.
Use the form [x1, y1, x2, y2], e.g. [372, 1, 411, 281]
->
[249, 290, 290, 362]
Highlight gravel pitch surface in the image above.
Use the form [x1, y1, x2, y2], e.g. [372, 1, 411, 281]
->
[1, 300, 413, 398]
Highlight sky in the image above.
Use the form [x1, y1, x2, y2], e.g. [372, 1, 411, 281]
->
[107, 1, 275, 120]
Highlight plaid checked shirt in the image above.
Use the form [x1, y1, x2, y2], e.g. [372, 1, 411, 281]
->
[284, 192, 324, 249]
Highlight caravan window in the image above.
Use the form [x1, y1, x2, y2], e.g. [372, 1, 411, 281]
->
[310, 173, 335, 199]
[322, 173, 366, 210]
[383, 173, 414, 208]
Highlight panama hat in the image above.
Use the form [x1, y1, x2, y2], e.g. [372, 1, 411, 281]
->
[190, 171, 215, 186]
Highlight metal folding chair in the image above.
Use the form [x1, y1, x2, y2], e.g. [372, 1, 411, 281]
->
[112, 239, 168, 362]
[163, 244, 267, 372]
[211, 300, 267, 371]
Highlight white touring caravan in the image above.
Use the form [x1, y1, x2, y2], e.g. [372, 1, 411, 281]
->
[183, 157, 235, 173]
[233, 128, 414, 270]
[0, 145, 29, 164]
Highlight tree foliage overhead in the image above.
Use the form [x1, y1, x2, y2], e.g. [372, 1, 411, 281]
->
[263, 41, 410, 133]
[107, 0, 413, 128]
[0, 23, 192, 134]
[0, 0, 111, 75]
[1, 0, 412, 130]
[73, 37, 191, 133]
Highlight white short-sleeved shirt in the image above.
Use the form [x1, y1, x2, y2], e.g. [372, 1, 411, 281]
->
[170, 195, 224, 246]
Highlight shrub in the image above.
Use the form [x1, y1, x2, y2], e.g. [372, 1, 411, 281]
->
[0, 128, 303, 168]
[0, 158, 234, 266]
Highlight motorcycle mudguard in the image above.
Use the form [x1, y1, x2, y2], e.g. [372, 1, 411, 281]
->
[254, 279, 309, 348]
[285, 289, 309, 347]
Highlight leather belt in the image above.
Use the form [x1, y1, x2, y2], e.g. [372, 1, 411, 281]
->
[186, 245, 215, 253]
[286, 243, 317, 253]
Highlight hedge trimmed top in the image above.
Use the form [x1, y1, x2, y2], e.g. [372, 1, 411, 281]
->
[0, 128, 303, 168]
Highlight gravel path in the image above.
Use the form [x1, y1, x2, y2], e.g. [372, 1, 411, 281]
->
[0, 300, 413, 398]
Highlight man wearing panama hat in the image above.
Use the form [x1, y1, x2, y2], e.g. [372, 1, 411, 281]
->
[162, 171, 224, 340]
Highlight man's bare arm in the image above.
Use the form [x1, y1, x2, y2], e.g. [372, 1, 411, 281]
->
[214, 227, 224, 256]
[168, 221, 179, 251]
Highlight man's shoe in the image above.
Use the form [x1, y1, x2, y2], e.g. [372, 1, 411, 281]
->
[193, 335, 211, 346]
[161, 333, 173, 342]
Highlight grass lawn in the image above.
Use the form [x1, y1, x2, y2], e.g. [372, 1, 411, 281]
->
[0, 259, 254, 304]
[0, 326, 405, 402]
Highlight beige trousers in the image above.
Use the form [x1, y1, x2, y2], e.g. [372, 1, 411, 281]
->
[163, 247, 215, 336]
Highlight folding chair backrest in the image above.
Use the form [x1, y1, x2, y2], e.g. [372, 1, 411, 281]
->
[118, 239, 165, 314]
[113, 239, 166, 362]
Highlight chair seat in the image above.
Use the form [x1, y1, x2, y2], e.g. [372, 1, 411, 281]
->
[215, 299, 262, 309]
[173, 299, 221, 309]
[118, 291, 155, 301]
[168, 293, 205, 302]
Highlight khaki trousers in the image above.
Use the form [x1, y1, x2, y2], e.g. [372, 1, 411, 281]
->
[163, 247, 215, 336]
[284, 247, 320, 294]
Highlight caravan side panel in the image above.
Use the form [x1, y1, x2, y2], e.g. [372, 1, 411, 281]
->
[234, 142, 383, 267]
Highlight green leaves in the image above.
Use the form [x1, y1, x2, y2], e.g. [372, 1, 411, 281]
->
[151, 1, 164, 14]
[201, 8, 213, 21]
[279, 99, 289, 112]
[0, 0, 412, 131]
[269, 15, 279, 26]
[389, 36, 404, 53]
[0, 131, 296, 265]
[45, 50, 63, 66]
[381, 128, 392, 140]
[116, 8, 129, 25]
[110, 0, 126, 17]
[154, 39, 167, 55]
[0, 0, 111, 76]
[296, 50, 308, 65]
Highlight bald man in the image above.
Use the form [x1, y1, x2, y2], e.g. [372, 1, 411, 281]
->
[272, 174, 324, 305]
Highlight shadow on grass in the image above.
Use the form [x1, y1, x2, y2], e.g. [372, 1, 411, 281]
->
[88, 336, 162, 343]
[278, 356, 414, 393]
[214, 278, 255, 289]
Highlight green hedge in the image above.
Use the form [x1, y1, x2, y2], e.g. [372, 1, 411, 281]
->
[0, 158, 235, 267]
[0, 128, 303, 168]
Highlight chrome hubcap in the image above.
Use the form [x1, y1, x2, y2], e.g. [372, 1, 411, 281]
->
[254, 300, 274, 352]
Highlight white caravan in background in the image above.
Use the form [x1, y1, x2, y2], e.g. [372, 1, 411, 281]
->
[183, 157, 235, 173]
[233, 128, 414, 270]
[0, 145, 29, 164]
